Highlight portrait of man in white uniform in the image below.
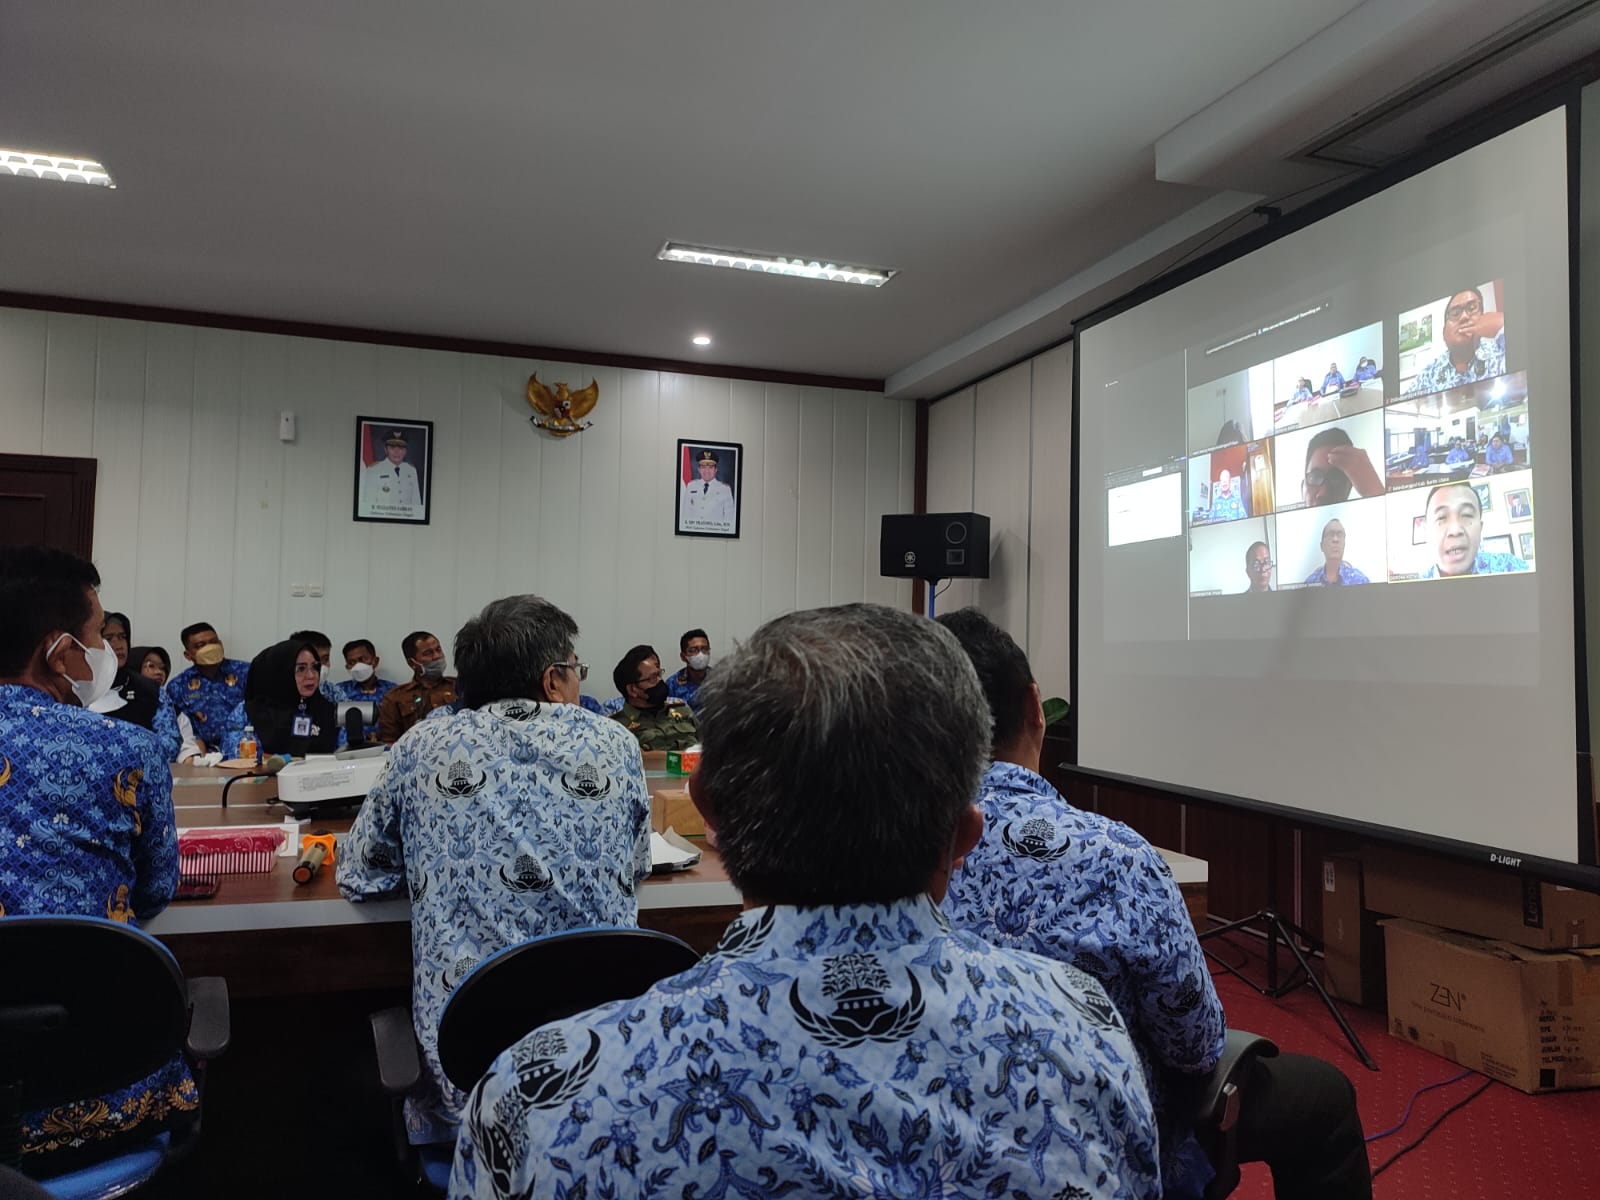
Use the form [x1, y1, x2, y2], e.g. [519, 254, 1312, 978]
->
[675, 441, 742, 538]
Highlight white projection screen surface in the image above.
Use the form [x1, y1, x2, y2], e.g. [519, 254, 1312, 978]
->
[1076, 109, 1582, 866]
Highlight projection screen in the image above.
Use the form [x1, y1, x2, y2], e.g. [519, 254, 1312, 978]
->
[1074, 107, 1586, 870]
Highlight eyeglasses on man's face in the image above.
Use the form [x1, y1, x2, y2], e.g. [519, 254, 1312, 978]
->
[548, 660, 589, 682]
[1445, 300, 1483, 322]
[1247, 559, 1274, 572]
[635, 667, 664, 688]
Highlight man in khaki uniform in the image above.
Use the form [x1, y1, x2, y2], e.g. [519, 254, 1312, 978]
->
[609, 644, 698, 751]
[378, 630, 458, 744]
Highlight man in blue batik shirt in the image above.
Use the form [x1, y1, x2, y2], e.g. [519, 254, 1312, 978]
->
[331, 638, 395, 743]
[1485, 433, 1514, 469]
[1206, 468, 1248, 522]
[450, 604, 1162, 1200]
[340, 595, 652, 1148]
[1321, 362, 1346, 393]
[164, 621, 249, 754]
[1445, 440, 1471, 465]
[937, 608, 1371, 1200]
[1406, 287, 1507, 395]
[1304, 520, 1371, 587]
[1421, 482, 1530, 578]
[0, 546, 196, 1166]
[668, 627, 711, 711]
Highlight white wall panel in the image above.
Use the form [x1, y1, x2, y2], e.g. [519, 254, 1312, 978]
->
[90, 320, 148, 618]
[926, 386, 976, 612]
[0, 310, 47, 453]
[973, 363, 1032, 640]
[795, 387, 835, 611]
[829, 393, 868, 606]
[132, 324, 195, 633]
[760, 385, 802, 626]
[0, 305, 905, 698]
[42, 314, 98, 459]
[924, 343, 1074, 698]
[1028, 343, 1073, 697]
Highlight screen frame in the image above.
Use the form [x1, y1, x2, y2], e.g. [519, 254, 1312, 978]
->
[1068, 82, 1597, 888]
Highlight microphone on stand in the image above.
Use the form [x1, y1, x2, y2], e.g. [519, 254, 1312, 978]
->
[345, 706, 366, 749]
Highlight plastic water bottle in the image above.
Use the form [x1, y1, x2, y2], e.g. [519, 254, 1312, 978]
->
[239, 724, 259, 764]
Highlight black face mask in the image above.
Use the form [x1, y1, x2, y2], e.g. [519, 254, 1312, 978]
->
[641, 681, 669, 709]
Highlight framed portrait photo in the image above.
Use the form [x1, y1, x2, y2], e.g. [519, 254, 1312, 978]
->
[1505, 487, 1533, 522]
[354, 416, 433, 525]
[1412, 514, 1426, 545]
[1520, 531, 1535, 560]
[675, 439, 742, 538]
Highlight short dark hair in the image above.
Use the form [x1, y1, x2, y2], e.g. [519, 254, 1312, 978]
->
[180, 622, 217, 650]
[130, 645, 170, 677]
[102, 611, 131, 639]
[290, 629, 331, 650]
[0, 546, 102, 676]
[401, 631, 436, 662]
[455, 595, 578, 708]
[698, 605, 988, 905]
[342, 639, 376, 658]
[936, 608, 1034, 754]
[612, 644, 658, 696]
[1304, 426, 1352, 467]
[1424, 481, 1479, 517]
[679, 628, 708, 654]
[1244, 541, 1268, 567]
[1449, 285, 1485, 309]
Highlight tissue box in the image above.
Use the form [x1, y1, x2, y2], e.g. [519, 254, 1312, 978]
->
[178, 828, 286, 875]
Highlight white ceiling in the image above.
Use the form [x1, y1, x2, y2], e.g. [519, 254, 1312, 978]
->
[0, 1, 1585, 395]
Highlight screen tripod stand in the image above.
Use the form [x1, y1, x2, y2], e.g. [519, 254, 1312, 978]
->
[1198, 828, 1378, 1071]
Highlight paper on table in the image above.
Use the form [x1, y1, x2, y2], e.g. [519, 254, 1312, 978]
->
[650, 831, 700, 871]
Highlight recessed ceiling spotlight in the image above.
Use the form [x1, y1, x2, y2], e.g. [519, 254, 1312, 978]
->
[692, 335, 712, 347]
[0, 149, 115, 188]
[659, 241, 896, 288]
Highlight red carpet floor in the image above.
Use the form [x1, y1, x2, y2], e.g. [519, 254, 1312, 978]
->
[1205, 937, 1600, 1199]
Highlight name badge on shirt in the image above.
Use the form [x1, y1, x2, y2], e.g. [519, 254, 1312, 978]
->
[293, 715, 312, 737]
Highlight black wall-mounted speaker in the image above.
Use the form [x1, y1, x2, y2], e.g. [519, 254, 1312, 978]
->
[879, 512, 991, 581]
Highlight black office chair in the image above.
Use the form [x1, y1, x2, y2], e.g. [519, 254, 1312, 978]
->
[0, 915, 230, 1197]
[1192, 1028, 1279, 1200]
[370, 926, 701, 1193]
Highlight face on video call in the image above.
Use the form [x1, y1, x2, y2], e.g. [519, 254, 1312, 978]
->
[1245, 542, 1273, 591]
[1216, 468, 1233, 496]
[1303, 441, 1353, 506]
[1428, 483, 1482, 577]
[1443, 289, 1489, 350]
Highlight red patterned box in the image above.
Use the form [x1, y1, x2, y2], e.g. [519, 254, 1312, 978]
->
[178, 827, 287, 875]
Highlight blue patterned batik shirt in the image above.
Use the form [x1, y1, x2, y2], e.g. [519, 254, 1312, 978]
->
[449, 896, 1160, 1200]
[668, 667, 706, 712]
[943, 762, 1226, 1199]
[339, 698, 652, 1145]
[1304, 562, 1371, 586]
[1406, 329, 1507, 395]
[0, 684, 195, 1160]
[163, 659, 249, 747]
[1422, 551, 1531, 578]
[1204, 488, 1247, 523]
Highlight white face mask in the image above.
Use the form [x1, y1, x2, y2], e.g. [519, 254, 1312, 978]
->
[319, 664, 331, 686]
[687, 653, 710, 671]
[349, 662, 375, 683]
[47, 633, 118, 708]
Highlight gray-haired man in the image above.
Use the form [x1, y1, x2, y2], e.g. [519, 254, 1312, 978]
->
[451, 604, 1162, 1199]
[340, 594, 651, 1152]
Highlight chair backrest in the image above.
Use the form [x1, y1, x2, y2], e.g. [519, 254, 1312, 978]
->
[436, 927, 700, 1091]
[0, 915, 187, 1109]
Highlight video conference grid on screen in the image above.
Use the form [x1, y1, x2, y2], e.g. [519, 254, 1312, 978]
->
[1106, 283, 1536, 600]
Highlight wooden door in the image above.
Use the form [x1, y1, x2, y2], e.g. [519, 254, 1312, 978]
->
[0, 454, 97, 556]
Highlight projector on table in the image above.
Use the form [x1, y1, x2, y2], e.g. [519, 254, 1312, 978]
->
[275, 751, 386, 817]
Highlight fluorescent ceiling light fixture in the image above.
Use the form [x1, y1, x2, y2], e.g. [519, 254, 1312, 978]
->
[0, 149, 115, 187]
[692, 334, 712, 346]
[659, 241, 896, 287]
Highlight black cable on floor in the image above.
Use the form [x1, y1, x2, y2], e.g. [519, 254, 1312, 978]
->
[1370, 1076, 1494, 1179]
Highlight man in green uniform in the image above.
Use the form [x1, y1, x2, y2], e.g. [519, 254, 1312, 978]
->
[609, 644, 698, 751]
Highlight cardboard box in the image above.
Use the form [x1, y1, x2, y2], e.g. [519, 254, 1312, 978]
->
[649, 785, 704, 838]
[1383, 918, 1600, 1094]
[1321, 855, 1386, 1008]
[1362, 847, 1600, 950]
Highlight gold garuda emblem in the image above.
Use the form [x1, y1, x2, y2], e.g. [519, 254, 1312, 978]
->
[527, 373, 599, 437]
